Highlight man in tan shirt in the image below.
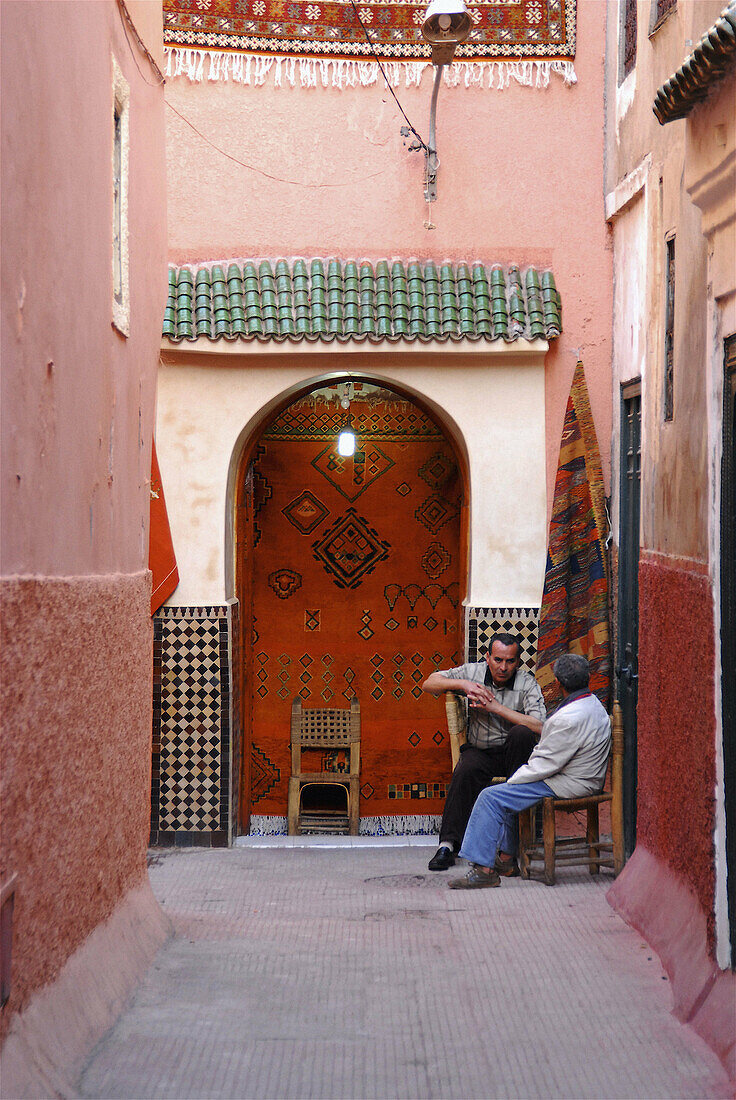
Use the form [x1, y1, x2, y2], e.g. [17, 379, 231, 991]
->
[422, 633, 546, 871]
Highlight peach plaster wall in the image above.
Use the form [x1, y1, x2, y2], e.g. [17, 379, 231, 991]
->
[163, 0, 613, 517]
[0, 0, 168, 1063]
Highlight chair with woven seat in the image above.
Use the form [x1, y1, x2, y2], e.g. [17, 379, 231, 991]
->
[444, 691, 506, 782]
[287, 696, 360, 836]
[517, 701, 625, 885]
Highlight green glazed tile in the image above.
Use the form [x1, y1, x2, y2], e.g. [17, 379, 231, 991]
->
[231, 318, 247, 334]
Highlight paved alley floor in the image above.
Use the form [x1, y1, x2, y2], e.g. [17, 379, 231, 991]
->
[79, 844, 732, 1100]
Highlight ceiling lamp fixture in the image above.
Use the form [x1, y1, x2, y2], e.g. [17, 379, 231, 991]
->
[336, 381, 356, 456]
[419, 0, 472, 204]
[337, 416, 356, 457]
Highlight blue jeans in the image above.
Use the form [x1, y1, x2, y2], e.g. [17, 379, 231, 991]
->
[459, 780, 555, 867]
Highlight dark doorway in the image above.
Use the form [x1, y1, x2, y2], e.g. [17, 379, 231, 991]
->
[721, 334, 736, 964]
[617, 383, 641, 858]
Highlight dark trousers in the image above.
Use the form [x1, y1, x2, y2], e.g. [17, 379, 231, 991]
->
[439, 725, 537, 849]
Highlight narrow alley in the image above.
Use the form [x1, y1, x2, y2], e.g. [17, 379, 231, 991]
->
[78, 843, 731, 1100]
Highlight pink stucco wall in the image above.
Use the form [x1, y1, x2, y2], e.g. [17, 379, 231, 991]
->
[1, 0, 166, 576]
[164, 0, 613, 505]
[0, 0, 167, 1046]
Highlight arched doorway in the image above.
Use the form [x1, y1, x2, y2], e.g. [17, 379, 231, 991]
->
[235, 378, 468, 835]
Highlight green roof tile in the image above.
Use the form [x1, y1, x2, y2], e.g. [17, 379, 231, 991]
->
[654, 2, 736, 124]
[163, 259, 562, 345]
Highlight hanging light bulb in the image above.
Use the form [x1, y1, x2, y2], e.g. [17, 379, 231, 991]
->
[337, 386, 356, 456]
[337, 425, 356, 457]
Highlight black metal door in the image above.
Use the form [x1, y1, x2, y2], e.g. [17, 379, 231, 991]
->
[617, 385, 641, 857]
[721, 335, 736, 964]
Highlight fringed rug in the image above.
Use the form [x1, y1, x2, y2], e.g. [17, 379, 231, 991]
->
[164, 0, 576, 89]
[535, 362, 611, 710]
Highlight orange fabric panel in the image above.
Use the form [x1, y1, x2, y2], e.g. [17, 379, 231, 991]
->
[149, 439, 179, 615]
[248, 395, 463, 819]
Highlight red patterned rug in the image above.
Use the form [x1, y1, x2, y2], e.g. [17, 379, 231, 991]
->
[246, 385, 464, 823]
[164, 0, 576, 88]
[535, 362, 611, 710]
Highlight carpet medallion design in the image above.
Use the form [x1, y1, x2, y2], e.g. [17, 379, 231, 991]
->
[268, 569, 303, 599]
[282, 490, 330, 534]
[421, 541, 451, 579]
[251, 744, 280, 803]
[311, 444, 395, 502]
[419, 452, 456, 491]
[415, 494, 461, 534]
[312, 508, 391, 589]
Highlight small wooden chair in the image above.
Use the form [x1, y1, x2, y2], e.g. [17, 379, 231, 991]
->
[444, 691, 467, 769]
[444, 692, 506, 783]
[287, 697, 360, 836]
[518, 701, 625, 885]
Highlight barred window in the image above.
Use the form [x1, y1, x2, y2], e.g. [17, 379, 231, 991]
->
[664, 237, 675, 422]
[622, 0, 637, 80]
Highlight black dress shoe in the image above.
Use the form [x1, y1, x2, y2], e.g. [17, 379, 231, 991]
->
[428, 846, 455, 871]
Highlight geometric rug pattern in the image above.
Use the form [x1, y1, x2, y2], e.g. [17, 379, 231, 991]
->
[249, 389, 464, 823]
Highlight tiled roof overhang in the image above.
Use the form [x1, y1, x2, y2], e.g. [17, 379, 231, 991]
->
[653, 1, 736, 124]
[163, 259, 561, 345]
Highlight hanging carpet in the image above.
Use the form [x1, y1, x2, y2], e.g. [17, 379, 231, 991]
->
[535, 361, 610, 710]
[164, 0, 577, 89]
[247, 386, 463, 823]
[149, 438, 179, 615]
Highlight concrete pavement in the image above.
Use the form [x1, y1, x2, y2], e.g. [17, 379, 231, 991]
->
[78, 842, 732, 1099]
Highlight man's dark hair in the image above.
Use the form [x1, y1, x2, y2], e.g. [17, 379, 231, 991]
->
[553, 653, 590, 691]
[487, 633, 522, 657]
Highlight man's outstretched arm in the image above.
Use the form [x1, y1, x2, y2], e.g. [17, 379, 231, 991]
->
[421, 672, 492, 708]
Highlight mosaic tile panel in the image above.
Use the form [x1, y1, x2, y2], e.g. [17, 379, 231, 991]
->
[151, 604, 233, 844]
[466, 606, 540, 668]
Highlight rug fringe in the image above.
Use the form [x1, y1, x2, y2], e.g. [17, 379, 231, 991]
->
[164, 47, 577, 90]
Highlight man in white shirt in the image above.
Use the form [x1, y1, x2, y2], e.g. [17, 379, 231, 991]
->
[449, 652, 611, 889]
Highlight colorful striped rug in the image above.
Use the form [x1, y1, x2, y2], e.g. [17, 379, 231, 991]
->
[536, 362, 611, 709]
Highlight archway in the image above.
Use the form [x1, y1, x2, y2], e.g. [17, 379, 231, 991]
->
[234, 377, 469, 835]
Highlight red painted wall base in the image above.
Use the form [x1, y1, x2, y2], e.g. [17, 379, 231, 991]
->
[637, 553, 716, 940]
[608, 847, 735, 1082]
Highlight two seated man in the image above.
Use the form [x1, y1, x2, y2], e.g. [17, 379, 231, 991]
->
[422, 637, 610, 888]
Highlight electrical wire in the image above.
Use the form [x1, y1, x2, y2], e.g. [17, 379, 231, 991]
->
[347, 0, 429, 153]
[116, 0, 166, 86]
[166, 101, 387, 188]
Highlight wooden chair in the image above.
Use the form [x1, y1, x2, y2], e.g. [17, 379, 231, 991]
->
[444, 691, 467, 769]
[287, 697, 360, 836]
[517, 701, 625, 885]
[444, 691, 506, 782]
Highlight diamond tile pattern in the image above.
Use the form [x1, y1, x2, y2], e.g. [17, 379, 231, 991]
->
[152, 606, 231, 837]
[467, 606, 540, 669]
[163, 259, 562, 344]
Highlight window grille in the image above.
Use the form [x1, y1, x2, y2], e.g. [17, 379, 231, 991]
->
[623, 0, 637, 78]
[663, 237, 675, 422]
